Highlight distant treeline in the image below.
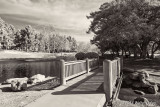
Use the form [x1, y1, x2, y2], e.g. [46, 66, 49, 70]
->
[0, 17, 77, 53]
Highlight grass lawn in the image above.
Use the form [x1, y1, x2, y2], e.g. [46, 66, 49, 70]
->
[0, 50, 56, 59]
[0, 50, 76, 60]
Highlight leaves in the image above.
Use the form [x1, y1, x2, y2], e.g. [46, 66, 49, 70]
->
[0, 17, 78, 53]
[88, 0, 160, 58]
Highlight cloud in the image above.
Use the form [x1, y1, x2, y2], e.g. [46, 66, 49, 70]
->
[0, 0, 111, 42]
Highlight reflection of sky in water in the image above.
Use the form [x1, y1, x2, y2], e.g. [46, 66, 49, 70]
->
[0, 60, 60, 83]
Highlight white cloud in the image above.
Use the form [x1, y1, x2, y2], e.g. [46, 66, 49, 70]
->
[0, 0, 111, 42]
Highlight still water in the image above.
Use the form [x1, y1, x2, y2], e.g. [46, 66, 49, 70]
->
[0, 59, 61, 83]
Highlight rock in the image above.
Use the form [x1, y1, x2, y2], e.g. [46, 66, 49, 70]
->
[123, 76, 133, 85]
[141, 80, 151, 88]
[11, 80, 27, 91]
[129, 72, 139, 80]
[29, 74, 45, 84]
[134, 97, 149, 104]
[140, 71, 149, 79]
[148, 85, 158, 94]
[139, 73, 146, 82]
[132, 82, 141, 88]
[11, 81, 18, 91]
[3, 77, 28, 84]
[146, 78, 157, 85]
[134, 90, 145, 95]
[18, 81, 27, 90]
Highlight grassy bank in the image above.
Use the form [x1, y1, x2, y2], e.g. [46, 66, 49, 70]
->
[0, 50, 76, 59]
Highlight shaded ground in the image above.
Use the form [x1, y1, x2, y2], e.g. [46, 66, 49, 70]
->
[124, 58, 160, 75]
[118, 58, 160, 106]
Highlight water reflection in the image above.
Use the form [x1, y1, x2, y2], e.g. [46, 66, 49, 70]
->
[0, 59, 61, 83]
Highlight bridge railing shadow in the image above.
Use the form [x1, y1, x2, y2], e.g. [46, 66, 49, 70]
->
[52, 68, 104, 95]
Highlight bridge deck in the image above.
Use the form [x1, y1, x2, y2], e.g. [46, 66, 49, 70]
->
[25, 67, 105, 107]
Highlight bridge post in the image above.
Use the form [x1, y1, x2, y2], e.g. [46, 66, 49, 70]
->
[86, 58, 89, 74]
[115, 57, 120, 78]
[120, 56, 123, 72]
[60, 60, 66, 85]
[103, 59, 112, 103]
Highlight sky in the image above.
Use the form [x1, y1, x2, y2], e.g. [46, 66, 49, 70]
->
[0, 0, 111, 42]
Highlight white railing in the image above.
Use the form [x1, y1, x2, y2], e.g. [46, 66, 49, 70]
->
[60, 58, 99, 85]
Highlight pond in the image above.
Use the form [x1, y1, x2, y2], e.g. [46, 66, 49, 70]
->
[0, 59, 61, 83]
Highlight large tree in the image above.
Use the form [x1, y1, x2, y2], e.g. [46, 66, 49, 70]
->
[88, 0, 160, 58]
[0, 17, 15, 49]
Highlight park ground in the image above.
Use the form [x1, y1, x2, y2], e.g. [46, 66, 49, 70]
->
[0, 50, 75, 59]
[0, 51, 160, 106]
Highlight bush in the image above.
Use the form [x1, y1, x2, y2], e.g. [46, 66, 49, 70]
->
[75, 52, 86, 60]
[55, 55, 76, 61]
[86, 52, 99, 59]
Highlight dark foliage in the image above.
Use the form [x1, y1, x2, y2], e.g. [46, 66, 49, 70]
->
[75, 52, 86, 60]
[85, 52, 99, 59]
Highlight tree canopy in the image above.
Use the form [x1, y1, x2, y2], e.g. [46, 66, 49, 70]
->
[88, 0, 160, 58]
[0, 17, 78, 53]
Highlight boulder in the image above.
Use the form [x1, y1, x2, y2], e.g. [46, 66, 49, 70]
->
[134, 97, 149, 104]
[148, 85, 158, 94]
[11, 81, 18, 91]
[3, 77, 28, 84]
[146, 78, 157, 85]
[123, 76, 133, 85]
[18, 81, 27, 90]
[11, 80, 27, 91]
[139, 73, 146, 82]
[140, 71, 149, 79]
[132, 82, 141, 88]
[129, 72, 139, 80]
[29, 74, 45, 84]
[134, 90, 145, 95]
[141, 80, 151, 88]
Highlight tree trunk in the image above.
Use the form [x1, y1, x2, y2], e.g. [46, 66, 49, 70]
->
[141, 45, 148, 59]
[147, 51, 149, 58]
[150, 42, 160, 59]
[133, 46, 137, 58]
[122, 49, 124, 56]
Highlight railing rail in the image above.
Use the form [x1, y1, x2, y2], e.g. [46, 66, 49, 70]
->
[60, 58, 99, 85]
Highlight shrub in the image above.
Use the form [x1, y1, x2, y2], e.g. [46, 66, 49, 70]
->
[75, 52, 86, 60]
[85, 52, 99, 59]
[55, 55, 76, 61]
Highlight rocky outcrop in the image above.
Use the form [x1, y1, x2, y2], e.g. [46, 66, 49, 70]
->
[11, 80, 27, 91]
[28, 74, 45, 84]
[2, 77, 28, 84]
[132, 82, 141, 88]
[129, 72, 139, 80]
[123, 71, 159, 94]
[148, 85, 158, 94]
